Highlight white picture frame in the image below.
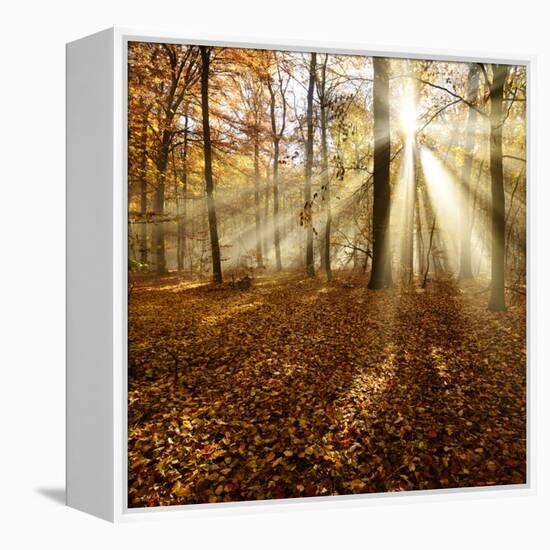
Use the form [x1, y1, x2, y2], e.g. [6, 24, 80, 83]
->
[66, 27, 536, 522]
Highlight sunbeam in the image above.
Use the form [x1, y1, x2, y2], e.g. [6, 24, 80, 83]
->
[419, 147, 493, 277]
[391, 140, 416, 282]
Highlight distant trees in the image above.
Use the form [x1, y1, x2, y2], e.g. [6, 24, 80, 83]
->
[150, 45, 200, 273]
[128, 43, 153, 268]
[127, 44, 526, 303]
[237, 67, 267, 270]
[266, 54, 289, 272]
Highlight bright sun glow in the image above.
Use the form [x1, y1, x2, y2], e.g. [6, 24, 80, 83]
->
[399, 81, 418, 139]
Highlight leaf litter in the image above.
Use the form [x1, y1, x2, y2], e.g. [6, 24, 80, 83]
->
[128, 273, 526, 507]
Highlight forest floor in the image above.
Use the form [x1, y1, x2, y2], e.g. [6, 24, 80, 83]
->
[128, 271, 526, 507]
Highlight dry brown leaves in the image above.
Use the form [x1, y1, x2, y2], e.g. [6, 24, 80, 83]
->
[128, 272, 526, 507]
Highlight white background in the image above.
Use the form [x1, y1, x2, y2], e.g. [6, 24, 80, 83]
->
[1, 0, 548, 548]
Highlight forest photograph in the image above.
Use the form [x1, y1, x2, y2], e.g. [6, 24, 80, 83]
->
[127, 41, 527, 508]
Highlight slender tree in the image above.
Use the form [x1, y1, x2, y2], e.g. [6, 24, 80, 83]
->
[488, 64, 510, 311]
[400, 144, 416, 286]
[305, 52, 317, 278]
[318, 55, 332, 281]
[266, 57, 288, 272]
[152, 122, 170, 273]
[238, 71, 265, 270]
[253, 137, 264, 268]
[459, 64, 481, 280]
[176, 110, 189, 272]
[414, 185, 425, 276]
[200, 46, 223, 284]
[263, 162, 270, 260]
[137, 109, 150, 266]
[368, 57, 392, 289]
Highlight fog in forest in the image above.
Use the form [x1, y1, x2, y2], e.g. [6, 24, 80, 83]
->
[128, 45, 525, 298]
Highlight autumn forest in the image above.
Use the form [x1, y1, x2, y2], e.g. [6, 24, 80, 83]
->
[127, 42, 527, 507]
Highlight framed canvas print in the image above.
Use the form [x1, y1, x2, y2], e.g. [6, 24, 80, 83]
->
[66, 28, 534, 522]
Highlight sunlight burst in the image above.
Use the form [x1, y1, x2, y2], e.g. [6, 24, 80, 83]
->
[398, 79, 418, 140]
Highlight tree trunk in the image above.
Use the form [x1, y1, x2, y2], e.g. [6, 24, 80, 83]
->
[253, 138, 264, 268]
[488, 64, 509, 311]
[368, 57, 392, 289]
[272, 137, 282, 270]
[400, 144, 416, 286]
[459, 64, 481, 280]
[177, 113, 189, 271]
[152, 134, 170, 273]
[422, 215, 437, 289]
[138, 114, 148, 267]
[267, 72, 284, 272]
[200, 46, 223, 284]
[319, 56, 332, 281]
[263, 163, 270, 261]
[189, 213, 195, 274]
[305, 52, 316, 278]
[415, 189, 425, 276]
[468, 159, 484, 269]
